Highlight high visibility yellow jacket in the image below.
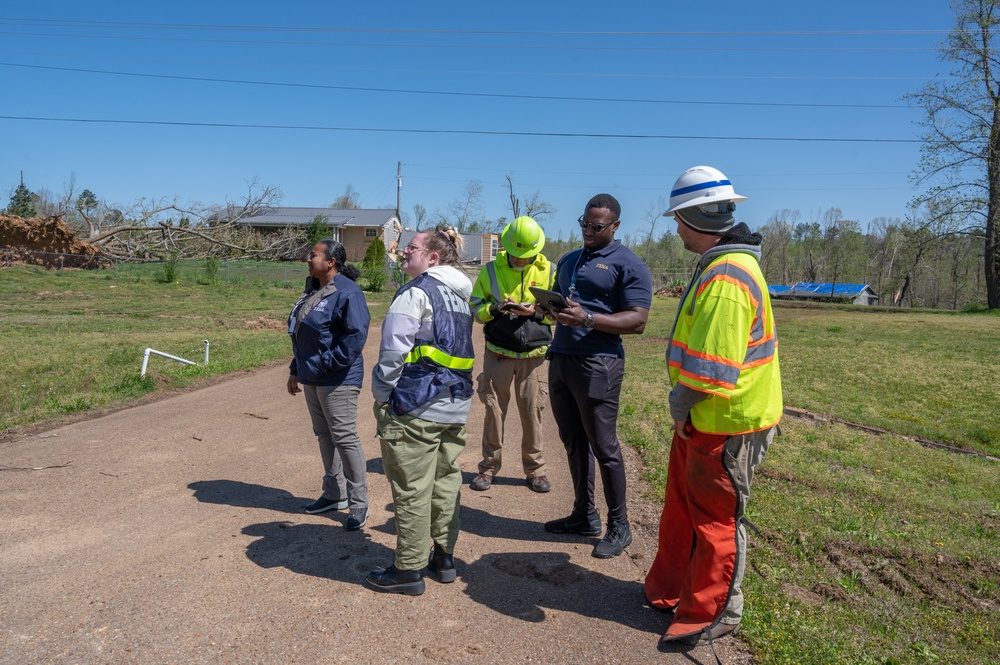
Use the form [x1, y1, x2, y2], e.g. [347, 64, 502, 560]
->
[668, 247, 782, 434]
[469, 251, 555, 359]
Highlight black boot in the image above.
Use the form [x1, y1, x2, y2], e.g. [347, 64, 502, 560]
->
[426, 543, 457, 583]
[364, 564, 425, 595]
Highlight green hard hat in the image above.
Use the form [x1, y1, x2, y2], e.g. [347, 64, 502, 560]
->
[501, 216, 545, 258]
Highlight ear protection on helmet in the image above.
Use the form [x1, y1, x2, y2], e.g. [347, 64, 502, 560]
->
[702, 200, 736, 215]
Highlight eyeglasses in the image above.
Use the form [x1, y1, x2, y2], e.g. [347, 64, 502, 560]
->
[403, 245, 427, 253]
[577, 215, 617, 233]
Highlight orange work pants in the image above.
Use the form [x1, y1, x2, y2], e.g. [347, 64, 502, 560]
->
[644, 424, 773, 640]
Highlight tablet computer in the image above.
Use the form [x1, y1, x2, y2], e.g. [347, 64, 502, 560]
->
[529, 286, 569, 312]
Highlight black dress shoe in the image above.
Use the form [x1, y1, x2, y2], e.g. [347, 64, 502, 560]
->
[364, 564, 425, 596]
[426, 543, 457, 583]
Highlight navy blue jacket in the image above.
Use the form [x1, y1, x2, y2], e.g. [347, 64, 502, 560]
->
[288, 273, 371, 387]
[551, 240, 652, 358]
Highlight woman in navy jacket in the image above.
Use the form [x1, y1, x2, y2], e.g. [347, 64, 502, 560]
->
[287, 239, 371, 530]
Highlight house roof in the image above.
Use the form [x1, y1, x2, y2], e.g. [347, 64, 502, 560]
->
[234, 207, 398, 228]
[397, 229, 499, 264]
[769, 282, 876, 298]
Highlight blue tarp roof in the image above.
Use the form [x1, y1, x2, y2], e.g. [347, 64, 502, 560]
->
[769, 282, 875, 298]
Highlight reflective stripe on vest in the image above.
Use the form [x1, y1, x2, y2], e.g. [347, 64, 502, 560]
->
[484, 258, 554, 303]
[405, 344, 475, 370]
[487, 262, 501, 301]
[672, 258, 777, 384]
[668, 251, 782, 434]
[390, 273, 475, 416]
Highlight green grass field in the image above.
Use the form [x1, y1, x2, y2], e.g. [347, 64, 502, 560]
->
[619, 298, 1000, 665]
[0, 262, 391, 432]
[2, 266, 998, 664]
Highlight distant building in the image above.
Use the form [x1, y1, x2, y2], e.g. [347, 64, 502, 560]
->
[232, 207, 401, 262]
[396, 230, 500, 265]
[769, 282, 879, 306]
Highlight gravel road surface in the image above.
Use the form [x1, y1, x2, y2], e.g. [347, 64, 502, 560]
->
[1, 324, 750, 664]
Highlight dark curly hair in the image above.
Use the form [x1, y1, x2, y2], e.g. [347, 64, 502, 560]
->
[585, 193, 621, 220]
[317, 239, 360, 281]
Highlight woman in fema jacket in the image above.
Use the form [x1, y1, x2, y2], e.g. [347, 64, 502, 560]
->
[366, 227, 474, 596]
[287, 239, 371, 531]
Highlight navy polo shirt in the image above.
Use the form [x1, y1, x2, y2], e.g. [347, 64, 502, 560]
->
[550, 239, 652, 358]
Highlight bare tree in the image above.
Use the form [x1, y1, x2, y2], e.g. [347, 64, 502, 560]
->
[641, 196, 669, 262]
[504, 174, 556, 224]
[759, 209, 798, 285]
[434, 180, 487, 233]
[412, 203, 427, 230]
[82, 179, 295, 260]
[905, 0, 1000, 308]
[331, 184, 361, 209]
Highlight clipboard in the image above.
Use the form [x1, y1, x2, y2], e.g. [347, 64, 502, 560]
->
[528, 286, 569, 312]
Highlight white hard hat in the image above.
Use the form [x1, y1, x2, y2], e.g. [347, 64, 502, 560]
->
[663, 165, 747, 217]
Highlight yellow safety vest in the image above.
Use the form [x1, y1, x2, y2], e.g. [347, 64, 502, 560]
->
[668, 251, 783, 434]
[469, 252, 555, 359]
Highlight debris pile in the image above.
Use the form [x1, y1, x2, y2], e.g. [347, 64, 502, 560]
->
[655, 284, 685, 297]
[0, 215, 105, 268]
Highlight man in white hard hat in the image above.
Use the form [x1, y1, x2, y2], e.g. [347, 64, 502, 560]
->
[467, 216, 556, 494]
[644, 166, 783, 646]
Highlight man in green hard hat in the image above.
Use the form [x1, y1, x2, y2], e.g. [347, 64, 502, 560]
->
[467, 216, 556, 494]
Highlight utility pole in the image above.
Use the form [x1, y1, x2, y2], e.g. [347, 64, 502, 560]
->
[396, 161, 402, 217]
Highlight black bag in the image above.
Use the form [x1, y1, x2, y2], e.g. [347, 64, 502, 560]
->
[483, 313, 552, 353]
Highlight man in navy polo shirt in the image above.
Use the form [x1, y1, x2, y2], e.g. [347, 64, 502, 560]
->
[538, 193, 652, 559]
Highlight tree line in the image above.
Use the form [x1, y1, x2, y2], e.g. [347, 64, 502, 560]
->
[539, 206, 986, 310]
[4, 173, 989, 309]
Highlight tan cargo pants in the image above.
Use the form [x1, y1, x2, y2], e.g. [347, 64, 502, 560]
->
[475, 351, 548, 479]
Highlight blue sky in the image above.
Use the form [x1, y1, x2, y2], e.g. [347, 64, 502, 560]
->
[0, 1, 956, 242]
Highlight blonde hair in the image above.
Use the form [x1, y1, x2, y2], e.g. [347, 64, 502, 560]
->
[423, 226, 464, 266]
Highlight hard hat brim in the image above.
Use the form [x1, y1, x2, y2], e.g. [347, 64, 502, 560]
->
[663, 193, 747, 216]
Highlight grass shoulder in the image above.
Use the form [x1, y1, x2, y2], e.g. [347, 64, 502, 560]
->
[618, 296, 1000, 665]
[0, 264, 389, 435]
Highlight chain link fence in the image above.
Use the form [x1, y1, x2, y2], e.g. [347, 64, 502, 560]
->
[1, 248, 401, 291]
[3, 247, 684, 294]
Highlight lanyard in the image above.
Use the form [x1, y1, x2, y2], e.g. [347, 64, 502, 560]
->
[568, 250, 590, 299]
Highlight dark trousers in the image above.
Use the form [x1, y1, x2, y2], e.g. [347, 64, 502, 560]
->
[548, 352, 628, 524]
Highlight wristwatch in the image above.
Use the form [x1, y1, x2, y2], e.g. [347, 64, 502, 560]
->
[583, 312, 595, 329]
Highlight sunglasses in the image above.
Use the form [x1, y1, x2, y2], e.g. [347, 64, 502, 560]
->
[577, 215, 617, 233]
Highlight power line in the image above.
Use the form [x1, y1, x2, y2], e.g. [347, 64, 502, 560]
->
[406, 175, 913, 193]
[0, 55, 944, 81]
[0, 18, 955, 37]
[405, 163, 911, 178]
[0, 62, 913, 109]
[0, 30, 944, 52]
[0, 114, 924, 143]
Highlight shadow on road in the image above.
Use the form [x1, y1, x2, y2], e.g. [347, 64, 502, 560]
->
[189, 479, 307, 514]
[241, 521, 394, 584]
[461, 551, 664, 637]
[366, 456, 385, 476]
[188, 480, 395, 584]
[458, 503, 603, 546]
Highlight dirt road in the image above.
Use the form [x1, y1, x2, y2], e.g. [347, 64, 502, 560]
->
[1, 324, 750, 664]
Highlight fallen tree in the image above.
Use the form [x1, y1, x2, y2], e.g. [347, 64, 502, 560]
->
[72, 180, 305, 262]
